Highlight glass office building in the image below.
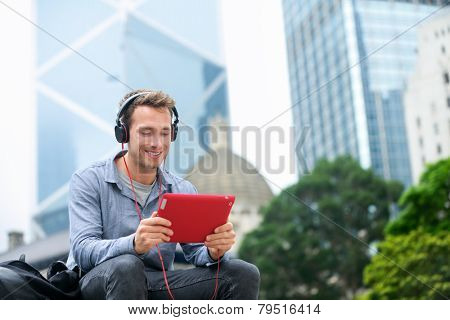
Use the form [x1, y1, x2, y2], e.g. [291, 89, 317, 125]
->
[33, 0, 229, 237]
[283, 0, 445, 186]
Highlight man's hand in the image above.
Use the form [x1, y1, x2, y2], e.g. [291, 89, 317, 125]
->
[204, 222, 236, 261]
[134, 211, 173, 255]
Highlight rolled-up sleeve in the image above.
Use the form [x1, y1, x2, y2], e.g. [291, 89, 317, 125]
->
[69, 171, 137, 273]
[177, 180, 231, 267]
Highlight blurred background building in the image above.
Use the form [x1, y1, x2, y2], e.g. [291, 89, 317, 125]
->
[404, 8, 450, 183]
[282, 0, 447, 188]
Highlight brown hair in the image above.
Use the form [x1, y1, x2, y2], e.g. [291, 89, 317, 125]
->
[118, 89, 176, 130]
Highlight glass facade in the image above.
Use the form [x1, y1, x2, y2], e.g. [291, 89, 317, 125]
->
[283, 0, 444, 186]
[34, 0, 229, 237]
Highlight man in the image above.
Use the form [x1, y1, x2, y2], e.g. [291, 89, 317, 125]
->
[66, 89, 260, 299]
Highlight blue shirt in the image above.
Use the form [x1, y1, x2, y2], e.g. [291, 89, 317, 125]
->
[66, 150, 229, 273]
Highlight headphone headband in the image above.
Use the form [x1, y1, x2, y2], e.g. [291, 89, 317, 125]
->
[116, 92, 148, 125]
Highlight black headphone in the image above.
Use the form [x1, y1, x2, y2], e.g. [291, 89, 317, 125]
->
[114, 91, 179, 143]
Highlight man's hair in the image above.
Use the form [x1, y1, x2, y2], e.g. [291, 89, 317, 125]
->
[118, 89, 176, 129]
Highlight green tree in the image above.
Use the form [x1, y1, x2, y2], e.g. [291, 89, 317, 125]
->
[239, 156, 403, 299]
[363, 230, 450, 299]
[386, 158, 450, 236]
[363, 158, 450, 299]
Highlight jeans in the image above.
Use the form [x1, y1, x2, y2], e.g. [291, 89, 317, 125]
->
[79, 254, 260, 300]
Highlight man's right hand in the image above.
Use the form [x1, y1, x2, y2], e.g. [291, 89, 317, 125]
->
[133, 211, 173, 255]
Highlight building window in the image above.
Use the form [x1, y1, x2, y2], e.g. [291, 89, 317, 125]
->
[437, 144, 442, 155]
[419, 136, 424, 148]
[442, 46, 447, 54]
[416, 117, 421, 128]
[445, 72, 450, 84]
[434, 123, 439, 135]
[422, 156, 426, 165]
[447, 97, 450, 108]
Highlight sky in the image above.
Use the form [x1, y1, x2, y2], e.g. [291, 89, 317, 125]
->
[0, 0, 295, 253]
[0, 0, 36, 254]
[221, 0, 297, 192]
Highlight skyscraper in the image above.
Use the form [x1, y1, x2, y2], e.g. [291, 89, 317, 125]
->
[283, 0, 446, 186]
[33, 0, 229, 238]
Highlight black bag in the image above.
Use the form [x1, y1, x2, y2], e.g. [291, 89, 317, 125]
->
[0, 255, 81, 299]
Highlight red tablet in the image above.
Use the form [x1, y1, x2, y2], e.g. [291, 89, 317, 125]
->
[156, 193, 235, 243]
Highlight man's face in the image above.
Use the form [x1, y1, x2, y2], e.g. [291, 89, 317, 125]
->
[127, 105, 172, 174]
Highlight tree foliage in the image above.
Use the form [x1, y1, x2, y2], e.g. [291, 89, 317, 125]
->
[363, 229, 450, 299]
[364, 157, 450, 299]
[386, 158, 450, 236]
[239, 156, 403, 299]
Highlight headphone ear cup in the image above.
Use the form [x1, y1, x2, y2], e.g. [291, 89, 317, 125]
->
[115, 123, 129, 143]
[171, 124, 178, 142]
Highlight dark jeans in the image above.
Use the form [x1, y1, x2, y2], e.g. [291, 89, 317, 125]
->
[79, 254, 260, 300]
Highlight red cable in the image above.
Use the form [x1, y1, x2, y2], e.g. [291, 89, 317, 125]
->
[122, 147, 142, 221]
[121, 144, 220, 300]
[211, 256, 220, 300]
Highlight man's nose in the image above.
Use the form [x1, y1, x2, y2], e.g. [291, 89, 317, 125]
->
[149, 135, 163, 148]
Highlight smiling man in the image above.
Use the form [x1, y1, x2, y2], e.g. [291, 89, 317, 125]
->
[66, 89, 260, 300]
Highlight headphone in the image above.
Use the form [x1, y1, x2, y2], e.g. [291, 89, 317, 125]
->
[114, 91, 179, 143]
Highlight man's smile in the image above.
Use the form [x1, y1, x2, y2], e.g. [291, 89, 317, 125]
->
[144, 150, 162, 159]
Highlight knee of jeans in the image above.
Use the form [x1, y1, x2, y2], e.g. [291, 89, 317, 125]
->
[222, 259, 260, 285]
[108, 254, 145, 280]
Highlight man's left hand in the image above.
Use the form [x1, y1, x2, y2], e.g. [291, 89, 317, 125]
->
[204, 222, 236, 261]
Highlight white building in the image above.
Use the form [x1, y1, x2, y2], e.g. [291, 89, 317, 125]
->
[404, 9, 450, 184]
